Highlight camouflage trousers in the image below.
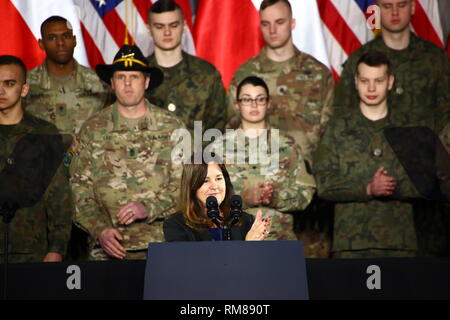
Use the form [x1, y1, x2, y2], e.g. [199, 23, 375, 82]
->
[332, 249, 417, 259]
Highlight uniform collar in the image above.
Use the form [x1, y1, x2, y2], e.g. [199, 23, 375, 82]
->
[147, 51, 189, 70]
[111, 99, 157, 132]
[377, 32, 419, 52]
[37, 59, 80, 90]
[257, 46, 306, 72]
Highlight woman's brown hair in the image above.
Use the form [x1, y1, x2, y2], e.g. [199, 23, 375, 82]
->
[178, 159, 234, 230]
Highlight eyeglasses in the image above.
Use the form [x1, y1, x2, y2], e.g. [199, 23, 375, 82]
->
[237, 96, 268, 106]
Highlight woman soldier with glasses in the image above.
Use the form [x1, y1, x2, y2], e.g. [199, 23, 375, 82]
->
[208, 76, 316, 240]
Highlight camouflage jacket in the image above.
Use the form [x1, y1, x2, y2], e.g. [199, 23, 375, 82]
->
[146, 51, 227, 134]
[313, 109, 425, 253]
[227, 46, 334, 164]
[24, 60, 110, 135]
[0, 113, 73, 261]
[208, 128, 316, 240]
[334, 33, 450, 133]
[70, 100, 184, 254]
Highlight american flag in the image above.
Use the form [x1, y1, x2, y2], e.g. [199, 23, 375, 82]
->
[0, 0, 446, 86]
[317, 0, 445, 79]
[194, 0, 447, 86]
[0, 0, 195, 70]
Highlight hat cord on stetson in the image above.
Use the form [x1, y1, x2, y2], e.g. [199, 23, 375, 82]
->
[113, 55, 147, 67]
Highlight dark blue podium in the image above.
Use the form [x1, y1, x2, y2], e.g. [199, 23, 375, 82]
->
[143, 240, 308, 300]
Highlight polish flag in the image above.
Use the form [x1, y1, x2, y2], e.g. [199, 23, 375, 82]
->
[194, 0, 446, 87]
[0, 0, 194, 71]
[0, 0, 89, 70]
[193, 0, 329, 89]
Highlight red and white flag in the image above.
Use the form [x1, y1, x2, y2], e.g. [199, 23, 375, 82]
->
[194, 0, 446, 86]
[0, 0, 446, 78]
[0, 0, 195, 70]
[194, 0, 330, 89]
[75, 0, 195, 68]
[315, 0, 445, 80]
[0, 0, 89, 70]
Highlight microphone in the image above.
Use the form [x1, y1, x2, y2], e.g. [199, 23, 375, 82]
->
[229, 194, 242, 226]
[206, 196, 222, 228]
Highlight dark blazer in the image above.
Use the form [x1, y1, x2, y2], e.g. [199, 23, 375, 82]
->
[163, 212, 254, 242]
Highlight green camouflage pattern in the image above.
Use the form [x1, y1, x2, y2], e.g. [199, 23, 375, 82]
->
[313, 110, 425, 255]
[0, 113, 73, 263]
[227, 46, 334, 164]
[334, 33, 450, 133]
[24, 60, 110, 135]
[146, 51, 227, 134]
[441, 122, 450, 155]
[208, 128, 316, 240]
[70, 100, 184, 259]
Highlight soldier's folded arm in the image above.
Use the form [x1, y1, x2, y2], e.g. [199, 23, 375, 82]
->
[318, 71, 335, 139]
[206, 69, 227, 131]
[70, 132, 111, 240]
[272, 144, 316, 212]
[313, 130, 371, 203]
[435, 53, 450, 133]
[143, 127, 184, 224]
[45, 161, 74, 256]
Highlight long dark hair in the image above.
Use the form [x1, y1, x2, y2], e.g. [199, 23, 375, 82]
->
[178, 159, 234, 230]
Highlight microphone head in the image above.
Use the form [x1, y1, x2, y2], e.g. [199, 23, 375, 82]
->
[231, 194, 242, 209]
[206, 196, 218, 209]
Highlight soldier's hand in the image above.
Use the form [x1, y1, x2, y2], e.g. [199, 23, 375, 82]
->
[43, 252, 63, 262]
[116, 202, 148, 225]
[260, 182, 274, 205]
[367, 167, 397, 197]
[245, 209, 271, 241]
[99, 228, 126, 259]
[242, 182, 266, 206]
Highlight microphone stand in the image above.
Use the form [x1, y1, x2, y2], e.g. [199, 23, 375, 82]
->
[222, 224, 231, 241]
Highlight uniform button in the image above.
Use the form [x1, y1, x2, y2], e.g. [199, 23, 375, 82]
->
[396, 87, 403, 95]
[168, 103, 176, 112]
[6, 158, 14, 165]
[373, 148, 382, 157]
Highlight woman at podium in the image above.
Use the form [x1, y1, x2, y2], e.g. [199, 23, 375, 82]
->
[163, 160, 271, 241]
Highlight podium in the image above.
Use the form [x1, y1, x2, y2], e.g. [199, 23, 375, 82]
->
[143, 240, 309, 300]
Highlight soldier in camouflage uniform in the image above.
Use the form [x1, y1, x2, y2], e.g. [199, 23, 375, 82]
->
[334, 0, 449, 133]
[227, 0, 333, 164]
[209, 76, 316, 241]
[70, 45, 184, 260]
[24, 16, 110, 136]
[314, 51, 437, 258]
[23, 16, 110, 261]
[227, 0, 333, 257]
[334, 0, 450, 257]
[146, 0, 227, 134]
[0, 55, 73, 263]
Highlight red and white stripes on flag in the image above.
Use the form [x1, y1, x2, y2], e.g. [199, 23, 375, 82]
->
[0, 0, 195, 70]
[194, 0, 447, 87]
[0, 0, 447, 79]
[0, 0, 89, 70]
[317, 0, 445, 80]
[194, 0, 330, 89]
[74, 0, 195, 68]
